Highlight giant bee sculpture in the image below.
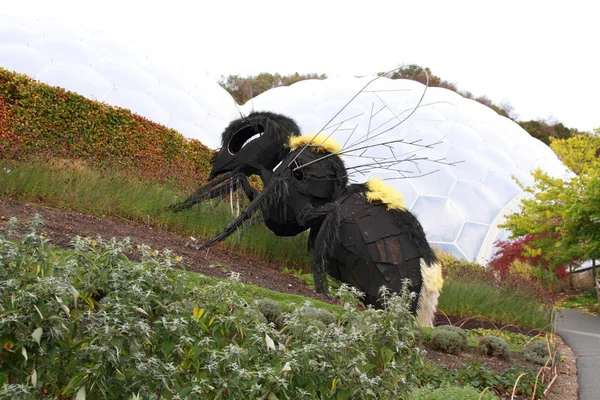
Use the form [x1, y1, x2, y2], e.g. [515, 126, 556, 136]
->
[169, 70, 452, 326]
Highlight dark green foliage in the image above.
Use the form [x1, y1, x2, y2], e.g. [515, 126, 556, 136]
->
[254, 298, 282, 325]
[385, 66, 459, 93]
[286, 306, 338, 332]
[303, 307, 337, 326]
[409, 385, 499, 400]
[518, 119, 579, 145]
[478, 335, 511, 360]
[219, 72, 327, 104]
[431, 326, 467, 354]
[383, 66, 517, 120]
[524, 340, 555, 365]
[412, 326, 430, 345]
[416, 361, 546, 399]
[435, 325, 468, 341]
[0, 216, 424, 399]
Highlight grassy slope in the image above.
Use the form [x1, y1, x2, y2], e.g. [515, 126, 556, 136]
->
[0, 159, 552, 330]
[0, 67, 212, 189]
[0, 68, 552, 330]
[0, 159, 312, 268]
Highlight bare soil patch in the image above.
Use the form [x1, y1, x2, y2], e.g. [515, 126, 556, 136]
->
[0, 198, 332, 302]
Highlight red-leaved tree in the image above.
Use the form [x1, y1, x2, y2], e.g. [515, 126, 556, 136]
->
[489, 234, 568, 283]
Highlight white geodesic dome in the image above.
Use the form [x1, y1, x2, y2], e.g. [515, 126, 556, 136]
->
[0, 15, 572, 264]
[0, 16, 239, 149]
[241, 76, 572, 263]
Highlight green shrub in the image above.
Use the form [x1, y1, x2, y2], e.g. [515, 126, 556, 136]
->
[478, 336, 511, 360]
[0, 217, 423, 399]
[413, 326, 433, 345]
[281, 304, 338, 335]
[435, 325, 468, 341]
[303, 306, 337, 326]
[254, 298, 282, 326]
[416, 360, 546, 399]
[435, 248, 482, 278]
[0, 68, 211, 189]
[422, 327, 433, 342]
[431, 326, 467, 354]
[409, 385, 499, 400]
[524, 340, 558, 365]
[470, 328, 533, 346]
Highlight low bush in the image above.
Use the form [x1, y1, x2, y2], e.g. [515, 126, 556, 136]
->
[431, 326, 467, 354]
[0, 216, 424, 399]
[435, 248, 482, 278]
[413, 326, 433, 345]
[254, 298, 283, 326]
[435, 325, 468, 341]
[469, 328, 544, 353]
[509, 259, 536, 279]
[300, 306, 337, 326]
[409, 385, 499, 400]
[416, 360, 546, 399]
[478, 336, 511, 360]
[0, 68, 212, 189]
[524, 340, 556, 365]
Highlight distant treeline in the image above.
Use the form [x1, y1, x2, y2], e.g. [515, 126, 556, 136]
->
[219, 72, 327, 104]
[219, 66, 583, 146]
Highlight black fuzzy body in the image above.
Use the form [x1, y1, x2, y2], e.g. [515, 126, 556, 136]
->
[314, 184, 435, 311]
[172, 111, 438, 313]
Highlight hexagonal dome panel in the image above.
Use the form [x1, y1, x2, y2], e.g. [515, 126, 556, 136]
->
[456, 222, 491, 261]
[243, 75, 572, 261]
[449, 181, 501, 224]
[0, 16, 573, 263]
[411, 196, 464, 244]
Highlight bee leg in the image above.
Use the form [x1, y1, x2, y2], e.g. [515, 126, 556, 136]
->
[236, 174, 259, 201]
[304, 203, 340, 297]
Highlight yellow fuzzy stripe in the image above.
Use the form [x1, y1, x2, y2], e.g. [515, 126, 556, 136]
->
[365, 179, 406, 210]
[422, 261, 444, 293]
[289, 133, 342, 153]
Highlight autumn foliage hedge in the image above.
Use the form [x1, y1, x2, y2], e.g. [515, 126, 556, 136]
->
[0, 68, 212, 189]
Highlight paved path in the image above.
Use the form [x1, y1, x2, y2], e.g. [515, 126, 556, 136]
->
[556, 309, 600, 400]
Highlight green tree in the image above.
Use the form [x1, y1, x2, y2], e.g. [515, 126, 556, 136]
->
[502, 130, 600, 287]
[384, 65, 522, 120]
[550, 130, 600, 174]
[384, 66, 458, 92]
[219, 72, 327, 104]
[502, 170, 580, 264]
[517, 120, 578, 145]
[561, 168, 600, 280]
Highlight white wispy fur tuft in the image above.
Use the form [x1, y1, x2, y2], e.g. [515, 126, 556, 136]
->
[416, 259, 443, 327]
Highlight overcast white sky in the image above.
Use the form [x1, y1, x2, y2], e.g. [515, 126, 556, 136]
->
[3, 0, 598, 132]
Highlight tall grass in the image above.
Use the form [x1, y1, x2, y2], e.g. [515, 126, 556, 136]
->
[0, 160, 555, 329]
[438, 278, 552, 330]
[0, 159, 311, 268]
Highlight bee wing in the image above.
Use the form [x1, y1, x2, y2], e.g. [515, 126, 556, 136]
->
[241, 66, 461, 184]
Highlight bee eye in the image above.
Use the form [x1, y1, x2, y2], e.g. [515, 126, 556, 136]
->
[228, 124, 264, 155]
